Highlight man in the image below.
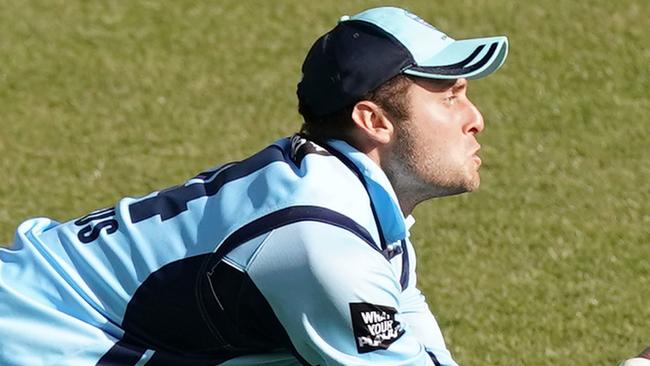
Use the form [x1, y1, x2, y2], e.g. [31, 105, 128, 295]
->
[0, 6, 508, 366]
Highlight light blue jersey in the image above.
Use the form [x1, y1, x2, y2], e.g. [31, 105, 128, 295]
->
[0, 135, 458, 366]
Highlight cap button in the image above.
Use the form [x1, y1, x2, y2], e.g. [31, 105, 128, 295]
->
[338, 15, 350, 23]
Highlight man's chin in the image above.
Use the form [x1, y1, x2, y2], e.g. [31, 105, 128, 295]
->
[433, 180, 477, 198]
[466, 176, 480, 192]
[444, 178, 479, 196]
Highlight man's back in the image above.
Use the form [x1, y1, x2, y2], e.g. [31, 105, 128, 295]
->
[0, 136, 420, 365]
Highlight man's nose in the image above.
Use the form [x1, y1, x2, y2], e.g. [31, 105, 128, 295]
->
[464, 100, 485, 135]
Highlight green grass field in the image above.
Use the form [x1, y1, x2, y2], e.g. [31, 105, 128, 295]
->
[1, 1, 648, 364]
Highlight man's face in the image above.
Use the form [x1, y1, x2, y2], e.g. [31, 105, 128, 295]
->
[383, 77, 485, 202]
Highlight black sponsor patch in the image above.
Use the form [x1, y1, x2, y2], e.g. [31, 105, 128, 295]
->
[349, 302, 405, 353]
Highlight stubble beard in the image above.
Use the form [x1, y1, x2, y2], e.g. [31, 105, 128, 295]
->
[382, 122, 479, 212]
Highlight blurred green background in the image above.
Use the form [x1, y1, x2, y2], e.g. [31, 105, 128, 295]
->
[1, 1, 648, 364]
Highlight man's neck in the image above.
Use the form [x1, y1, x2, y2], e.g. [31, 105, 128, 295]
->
[360, 148, 419, 216]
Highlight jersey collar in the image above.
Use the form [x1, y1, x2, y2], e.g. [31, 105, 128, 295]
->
[326, 139, 409, 243]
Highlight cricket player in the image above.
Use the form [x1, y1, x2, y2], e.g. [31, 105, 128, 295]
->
[0, 6, 508, 366]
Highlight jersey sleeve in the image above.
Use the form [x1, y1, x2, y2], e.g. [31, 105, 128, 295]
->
[246, 221, 441, 366]
[399, 238, 458, 366]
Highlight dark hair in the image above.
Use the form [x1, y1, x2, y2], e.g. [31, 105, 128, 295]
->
[298, 74, 413, 141]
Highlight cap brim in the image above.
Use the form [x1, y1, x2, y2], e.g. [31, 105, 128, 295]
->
[403, 36, 508, 80]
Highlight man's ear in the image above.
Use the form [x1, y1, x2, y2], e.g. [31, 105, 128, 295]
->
[350, 100, 394, 145]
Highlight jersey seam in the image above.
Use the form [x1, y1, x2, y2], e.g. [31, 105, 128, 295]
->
[243, 230, 276, 272]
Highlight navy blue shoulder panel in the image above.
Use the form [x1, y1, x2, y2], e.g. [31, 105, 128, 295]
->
[96, 254, 251, 366]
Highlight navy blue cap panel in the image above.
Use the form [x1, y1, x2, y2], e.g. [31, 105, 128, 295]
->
[297, 21, 413, 117]
[336, 21, 414, 106]
[297, 31, 341, 116]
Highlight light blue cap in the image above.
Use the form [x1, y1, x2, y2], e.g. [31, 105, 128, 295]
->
[342, 6, 509, 80]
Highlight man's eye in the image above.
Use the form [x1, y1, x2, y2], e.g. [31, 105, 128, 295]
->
[445, 95, 457, 104]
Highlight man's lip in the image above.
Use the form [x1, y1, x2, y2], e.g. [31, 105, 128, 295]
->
[471, 145, 481, 156]
[471, 145, 481, 165]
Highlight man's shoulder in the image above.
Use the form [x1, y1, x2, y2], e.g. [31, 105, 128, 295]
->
[257, 137, 372, 210]
[250, 219, 394, 279]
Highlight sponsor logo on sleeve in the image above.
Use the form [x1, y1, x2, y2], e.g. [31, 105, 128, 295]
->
[349, 302, 405, 353]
